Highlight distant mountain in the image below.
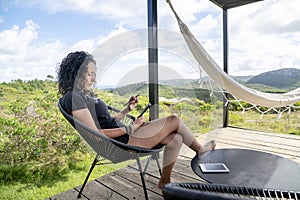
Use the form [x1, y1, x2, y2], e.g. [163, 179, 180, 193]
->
[160, 79, 198, 87]
[231, 75, 253, 84]
[246, 68, 300, 89]
[105, 68, 300, 99]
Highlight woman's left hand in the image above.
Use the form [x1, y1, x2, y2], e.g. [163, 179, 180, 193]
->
[127, 95, 138, 111]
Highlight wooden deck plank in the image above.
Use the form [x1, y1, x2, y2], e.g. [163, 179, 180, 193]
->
[114, 169, 163, 199]
[220, 130, 300, 150]
[49, 127, 300, 199]
[220, 128, 300, 150]
[95, 171, 162, 200]
[49, 188, 88, 200]
[74, 180, 126, 200]
[199, 128, 300, 160]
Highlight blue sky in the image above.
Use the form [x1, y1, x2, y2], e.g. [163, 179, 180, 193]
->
[0, 0, 299, 86]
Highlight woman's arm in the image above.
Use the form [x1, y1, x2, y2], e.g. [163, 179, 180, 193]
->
[113, 95, 138, 120]
[113, 106, 130, 121]
[72, 108, 127, 138]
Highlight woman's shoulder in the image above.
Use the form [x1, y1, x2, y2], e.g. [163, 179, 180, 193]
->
[62, 90, 83, 102]
[61, 90, 88, 113]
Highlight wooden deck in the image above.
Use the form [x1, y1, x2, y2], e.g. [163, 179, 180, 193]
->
[49, 127, 300, 200]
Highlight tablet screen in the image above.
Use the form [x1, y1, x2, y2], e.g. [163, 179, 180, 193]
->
[199, 163, 229, 173]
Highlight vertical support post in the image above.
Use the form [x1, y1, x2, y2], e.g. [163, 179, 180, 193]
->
[223, 8, 229, 127]
[147, 0, 159, 120]
[210, 0, 261, 128]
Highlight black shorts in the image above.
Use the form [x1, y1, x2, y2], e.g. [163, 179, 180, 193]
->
[114, 134, 129, 144]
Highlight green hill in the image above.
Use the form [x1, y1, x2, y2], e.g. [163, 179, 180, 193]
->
[108, 68, 300, 101]
[109, 81, 215, 102]
[246, 68, 300, 89]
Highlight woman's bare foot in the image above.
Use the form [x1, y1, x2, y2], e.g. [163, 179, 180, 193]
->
[199, 140, 216, 153]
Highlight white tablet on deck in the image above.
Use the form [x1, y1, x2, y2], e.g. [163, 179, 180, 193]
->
[199, 163, 230, 173]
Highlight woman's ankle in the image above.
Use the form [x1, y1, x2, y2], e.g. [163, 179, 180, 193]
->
[157, 178, 170, 189]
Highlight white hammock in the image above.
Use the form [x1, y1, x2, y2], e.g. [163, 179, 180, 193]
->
[167, 0, 300, 108]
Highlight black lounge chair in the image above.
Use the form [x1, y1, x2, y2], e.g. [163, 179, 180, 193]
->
[58, 99, 164, 200]
[162, 182, 300, 200]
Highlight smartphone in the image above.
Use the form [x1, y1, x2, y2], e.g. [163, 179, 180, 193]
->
[124, 94, 140, 106]
[199, 163, 230, 173]
[137, 103, 152, 118]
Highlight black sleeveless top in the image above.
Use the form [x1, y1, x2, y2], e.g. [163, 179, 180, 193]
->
[61, 90, 129, 143]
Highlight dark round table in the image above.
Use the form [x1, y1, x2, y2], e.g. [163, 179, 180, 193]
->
[191, 148, 300, 191]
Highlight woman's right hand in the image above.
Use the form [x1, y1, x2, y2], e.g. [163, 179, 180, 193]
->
[133, 116, 144, 130]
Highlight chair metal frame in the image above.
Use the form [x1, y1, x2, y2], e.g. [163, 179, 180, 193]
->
[58, 99, 163, 200]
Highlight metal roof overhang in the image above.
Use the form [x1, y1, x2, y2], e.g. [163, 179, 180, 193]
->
[210, 0, 263, 10]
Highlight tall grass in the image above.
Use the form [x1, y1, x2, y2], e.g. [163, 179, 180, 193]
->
[1, 80, 299, 199]
[0, 153, 130, 200]
[229, 110, 300, 135]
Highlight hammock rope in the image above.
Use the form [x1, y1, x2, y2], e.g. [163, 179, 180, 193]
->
[166, 0, 300, 117]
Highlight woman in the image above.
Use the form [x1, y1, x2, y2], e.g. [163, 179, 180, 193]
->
[57, 51, 216, 189]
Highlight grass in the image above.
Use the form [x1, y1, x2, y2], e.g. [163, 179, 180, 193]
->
[0, 153, 131, 200]
[1, 111, 299, 200]
[229, 110, 300, 135]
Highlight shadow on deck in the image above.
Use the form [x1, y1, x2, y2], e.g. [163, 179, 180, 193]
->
[49, 127, 300, 200]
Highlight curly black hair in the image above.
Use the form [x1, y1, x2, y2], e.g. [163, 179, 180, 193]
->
[57, 51, 96, 95]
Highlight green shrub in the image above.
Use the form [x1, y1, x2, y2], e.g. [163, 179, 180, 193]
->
[228, 112, 245, 125]
[0, 81, 87, 185]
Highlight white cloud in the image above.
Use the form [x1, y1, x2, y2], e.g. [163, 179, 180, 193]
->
[0, 20, 38, 54]
[1, 0, 299, 83]
[25, 0, 145, 18]
[226, 0, 300, 75]
[69, 39, 97, 53]
[157, 0, 300, 76]
[19, 0, 147, 29]
[0, 20, 66, 82]
[0, 18, 134, 82]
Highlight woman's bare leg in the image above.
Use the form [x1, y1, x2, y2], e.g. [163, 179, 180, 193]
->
[157, 133, 183, 189]
[128, 115, 216, 188]
[169, 115, 216, 154]
[128, 115, 181, 148]
[128, 115, 195, 148]
[156, 133, 215, 189]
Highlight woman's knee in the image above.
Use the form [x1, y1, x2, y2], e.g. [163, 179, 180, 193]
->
[167, 114, 181, 126]
[166, 134, 183, 149]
